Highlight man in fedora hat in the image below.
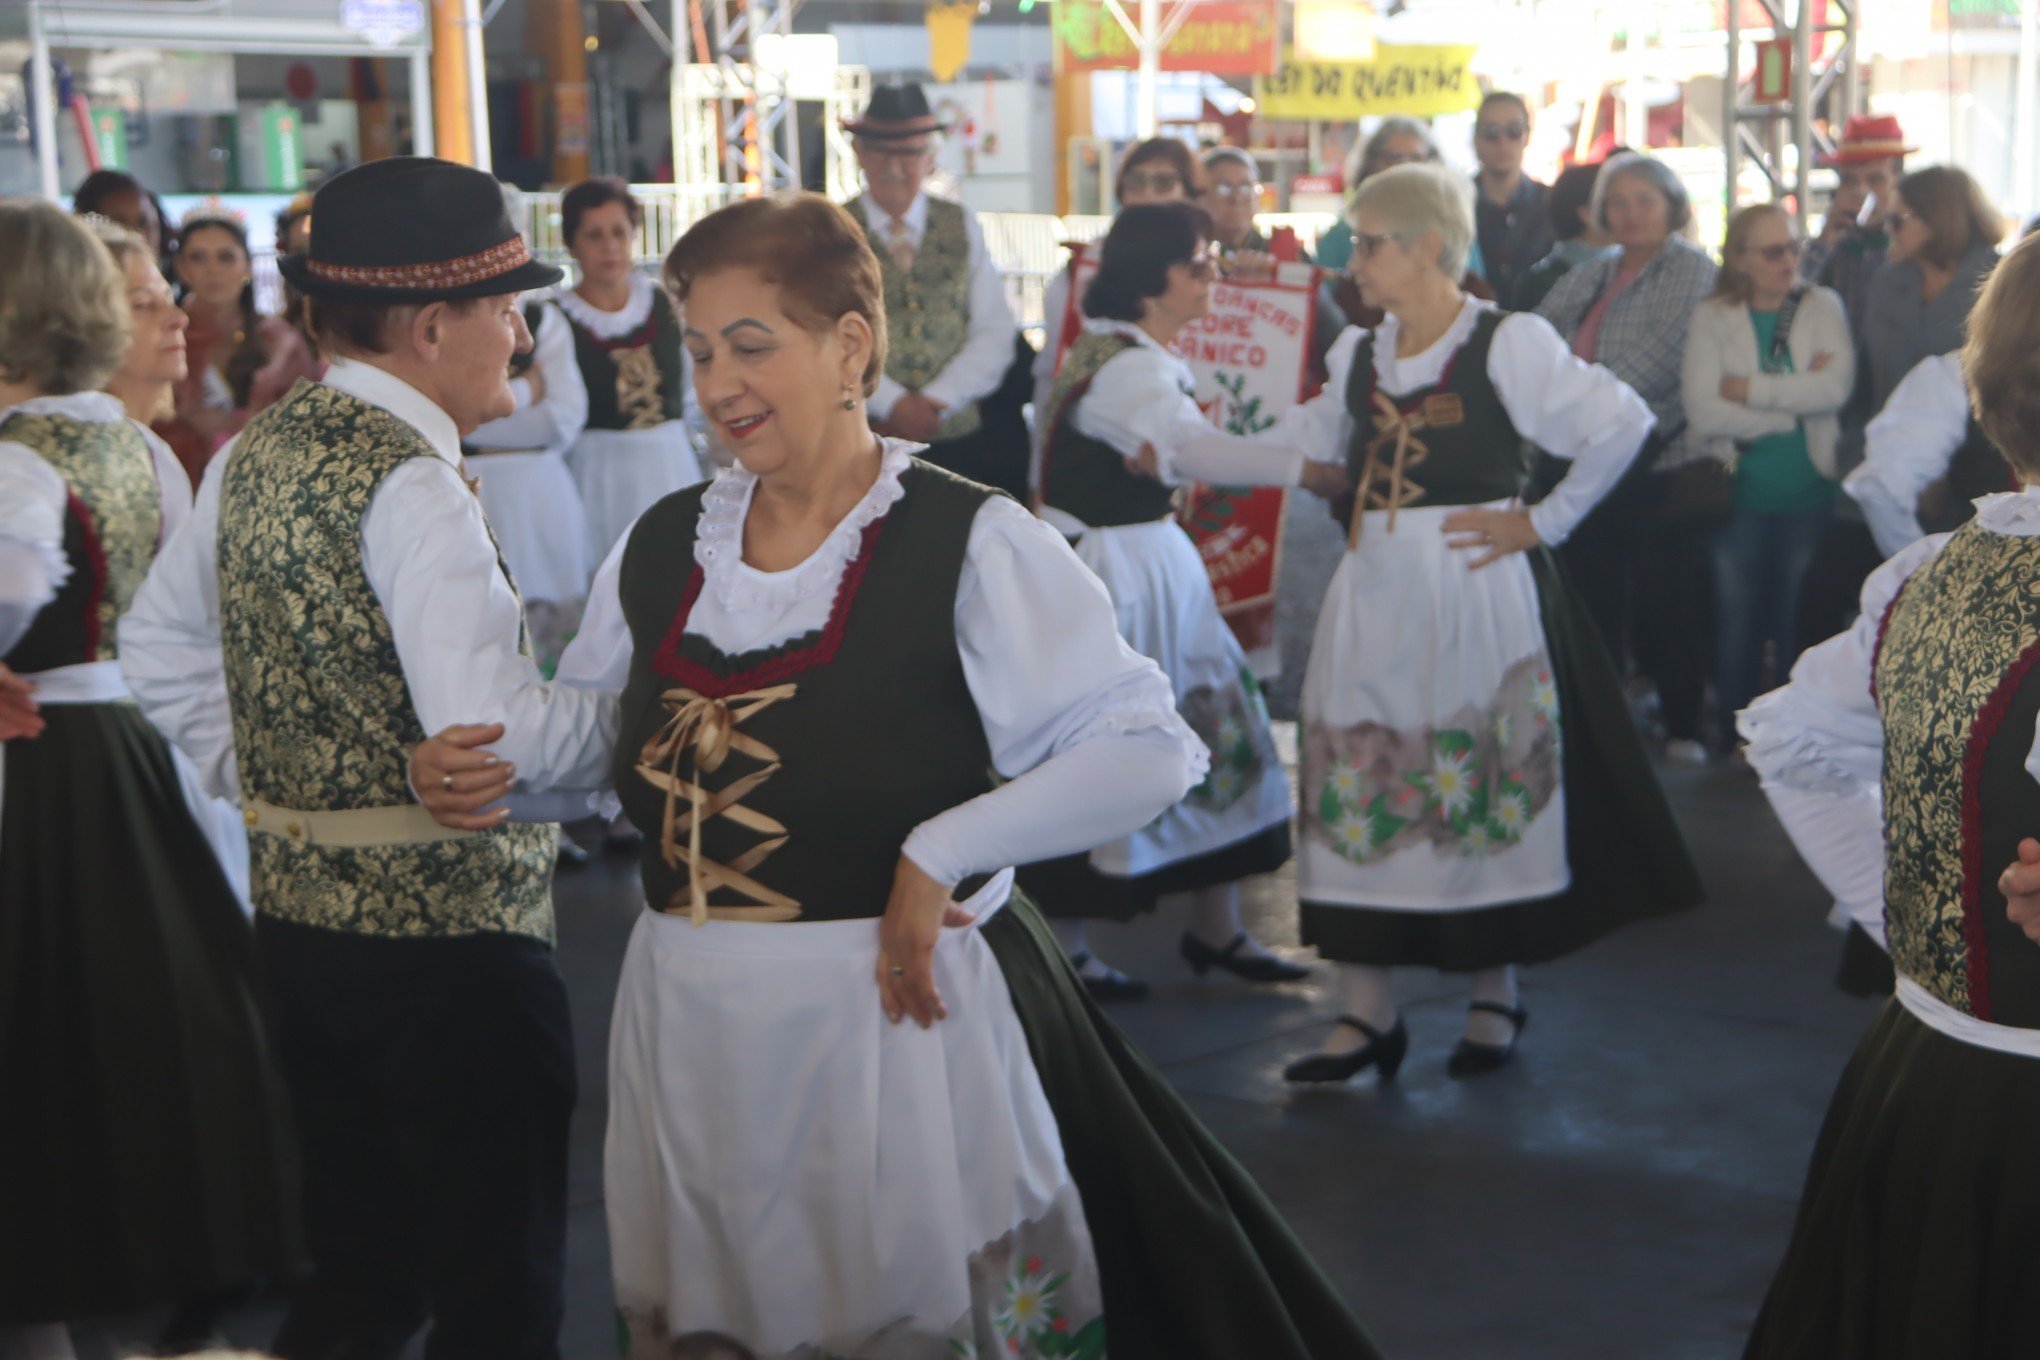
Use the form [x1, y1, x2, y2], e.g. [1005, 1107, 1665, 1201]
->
[841, 82, 1025, 492]
[121, 156, 620, 1360]
[1801, 111, 1916, 324]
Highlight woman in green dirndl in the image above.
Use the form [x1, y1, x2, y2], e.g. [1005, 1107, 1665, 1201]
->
[0, 203, 299, 1356]
[414, 192, 1381, 1360]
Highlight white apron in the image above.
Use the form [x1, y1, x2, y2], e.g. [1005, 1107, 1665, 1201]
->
[1298, 501, 1570, 911]
[1068, 518, 1293, 879]
[568, 422, 713, 560]
[604, 870, 1105, 1359]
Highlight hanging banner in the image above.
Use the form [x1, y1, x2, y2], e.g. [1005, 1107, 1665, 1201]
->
[1053, 244, 1323, 677]
[1053, 0, 1280, 76]
[1252, 43, 1481, 121]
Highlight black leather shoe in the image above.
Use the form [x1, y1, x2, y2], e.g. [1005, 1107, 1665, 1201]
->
[1283, 1015, 1408, 1085]
[1447, 1001, 1528, 1078]
[1070, 950, 1150, 1002]
[555, 834, 591, 868]
[1181, 931, 1312, 983]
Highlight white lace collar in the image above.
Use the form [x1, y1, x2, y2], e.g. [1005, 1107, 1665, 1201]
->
[0, 391, 129, 425]
[1370, 296, 1492, 393]
[557, 270, 657, 339]
[1974, 485, 2040, 537]
[694, 438, 918, 616]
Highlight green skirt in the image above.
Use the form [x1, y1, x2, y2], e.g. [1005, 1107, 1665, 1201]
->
[984, 894, 1380, 1358]
[1745, 999, 2040, 1359]
[0, 703, 302, 1322]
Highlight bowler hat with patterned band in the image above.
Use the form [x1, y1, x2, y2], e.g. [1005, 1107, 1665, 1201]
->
[277, 156, 564, 302]
[842, 83, 949, 142]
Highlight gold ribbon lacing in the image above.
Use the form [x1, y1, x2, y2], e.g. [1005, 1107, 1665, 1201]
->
[635, 684, 801, 925]
[1348, 389, 1432, 550]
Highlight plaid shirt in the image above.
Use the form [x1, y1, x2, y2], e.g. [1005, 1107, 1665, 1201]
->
[1534, 236, 1718, 467]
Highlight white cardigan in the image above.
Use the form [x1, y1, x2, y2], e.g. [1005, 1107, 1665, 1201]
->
[1679, 286, 1854, 480]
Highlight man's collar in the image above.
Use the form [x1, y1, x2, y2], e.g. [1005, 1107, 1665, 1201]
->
[321, 357, 462, 466]
[864, 189, 927, 230]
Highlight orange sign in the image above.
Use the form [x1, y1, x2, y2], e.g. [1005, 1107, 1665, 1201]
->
[1053, 0, 1280, 76]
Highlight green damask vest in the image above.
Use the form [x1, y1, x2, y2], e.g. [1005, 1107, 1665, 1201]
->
[1040, 330, 1178, 528]
[612, 460, 999, 921]
[564, 287, 688, 432]
[1344, 310, 1527, 508]
[218, 381, 556, 943]
[849, 196, 983, 441]
[1875, 523, 2040, 1027]
[0, 408, 160, 671]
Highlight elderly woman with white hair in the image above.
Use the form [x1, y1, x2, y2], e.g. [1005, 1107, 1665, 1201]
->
[1264, 163, 1702, 1084]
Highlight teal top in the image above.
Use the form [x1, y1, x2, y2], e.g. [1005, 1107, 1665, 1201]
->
[1736, 308, 1836, 514]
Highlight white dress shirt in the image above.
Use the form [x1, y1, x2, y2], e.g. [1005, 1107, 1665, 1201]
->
[119, 358, 620, 809]
[855, 191, 1018, 424]
[1269, 299, 1656, 546]
[1845, 352, 1973, 558]
[467, 301, 588, 456]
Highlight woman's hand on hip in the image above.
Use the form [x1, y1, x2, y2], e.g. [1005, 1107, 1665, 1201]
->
[410, 722, 515, 829]
[878, 854, 977, 1028]
[1442, 507, 1541, 569]
[2001, 838, 2040, 944]
[1299, 459, 1350, 502]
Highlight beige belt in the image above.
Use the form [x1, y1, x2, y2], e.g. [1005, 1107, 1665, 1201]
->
[242, 798, 477, 847]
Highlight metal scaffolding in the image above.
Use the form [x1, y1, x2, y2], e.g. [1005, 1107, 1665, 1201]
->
[1723, 0, 1860, 230]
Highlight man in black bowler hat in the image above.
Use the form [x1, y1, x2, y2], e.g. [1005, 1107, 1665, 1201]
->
[841, 83, 1031, 497]
[122, 156, 621, 1360]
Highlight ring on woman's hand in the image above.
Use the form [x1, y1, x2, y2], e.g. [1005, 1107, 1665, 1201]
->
[889, 966, 906, 977]
[441, 774, 455, 790]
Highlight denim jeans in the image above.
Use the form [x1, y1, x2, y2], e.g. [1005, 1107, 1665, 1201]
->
[1711, 502, 1832, 748]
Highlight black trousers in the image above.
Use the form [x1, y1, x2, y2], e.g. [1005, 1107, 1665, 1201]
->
[256, 916, 576, 1360]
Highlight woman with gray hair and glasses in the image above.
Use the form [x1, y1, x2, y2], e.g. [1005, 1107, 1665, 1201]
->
[1535, 151, 1719, 761]
[1252, 163, 1700, 1084]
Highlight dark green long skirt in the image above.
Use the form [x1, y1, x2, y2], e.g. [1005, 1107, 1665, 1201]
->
[983, 893, 1381, 1358]
[0, 703, 302, 1322]
[1745, 998, 2040, 1360]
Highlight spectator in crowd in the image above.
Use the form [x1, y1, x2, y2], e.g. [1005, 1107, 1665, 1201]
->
[1472, 91, 1554, 304]
[1317, 118, 1468, 275]
[72, 168, 172, 268]
[1799, 113, 1912, 325]
[1682, 203, 1853, 753]
[1511, 158, 1615, 311]
[1536, 152, 1718, 760]
[1201, 145, 1345, 373]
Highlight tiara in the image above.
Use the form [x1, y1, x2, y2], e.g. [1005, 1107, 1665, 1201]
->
[179, 197, 248, 230]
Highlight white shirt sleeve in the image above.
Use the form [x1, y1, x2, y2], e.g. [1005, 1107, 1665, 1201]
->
[1264, 325, 1362, 463]
[918, 211, 1020, 415]
[1071, 346, 1304, 488]
[1846, 352, 1972, 559]
[465, 305, 590, 453]
[0, 443, 70, 658]
[900, 498, 1205, 886]
[1489, 312, 1656, 547]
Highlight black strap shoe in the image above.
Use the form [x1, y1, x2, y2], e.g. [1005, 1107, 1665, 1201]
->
[1283, 1014, 1408, 1085]
[1070, 949, 1151, 1002]
[1180, 931, 1312, 984]
[1447, 1001, 1529, 1078]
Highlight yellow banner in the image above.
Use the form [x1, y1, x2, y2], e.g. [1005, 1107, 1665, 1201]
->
[1253, 45, 1482, 121]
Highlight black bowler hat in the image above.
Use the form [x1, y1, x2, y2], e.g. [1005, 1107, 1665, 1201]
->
[278, 156, 564, 302]
[843, 83, 948, 142]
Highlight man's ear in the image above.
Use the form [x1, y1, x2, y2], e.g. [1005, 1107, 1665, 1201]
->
[408, 300, 449, 361]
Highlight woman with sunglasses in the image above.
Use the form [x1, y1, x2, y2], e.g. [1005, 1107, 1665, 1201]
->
[1472, 91, 1554, 304]
[1264, 164, 1699, 1084]
[1682, 203, 1854, 755]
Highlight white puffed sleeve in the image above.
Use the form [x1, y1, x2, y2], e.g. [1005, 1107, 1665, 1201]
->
[1845, 352, 1972, 559]
[1072, 345, 1304, 488]
[1263, 324, 1362, 463]
[0, 443, 70, 657]
[900, 497, 1206, 886]
[1489, 312, 1656, 546]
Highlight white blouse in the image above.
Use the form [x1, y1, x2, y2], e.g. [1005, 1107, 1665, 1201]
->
[1268, 298, 1655, 546]
[0, 391, 187, 658]
[1069, 319, 1305, 489]
[556, 439, 1209, 888]
[1739, 489, 2040, 1054]
[1845, 352, 1973, 558]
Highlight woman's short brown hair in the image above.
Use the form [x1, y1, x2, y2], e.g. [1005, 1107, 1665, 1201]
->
[1710, 202, 1795, 304]
[1897, 165, 2003, 270]
[562, 175, 643, 245]
[1964, 230, 2040, 477]
[0, 199, 131, 395]
[1114, 137, 1202, 205]
[663, 193, 887, 394]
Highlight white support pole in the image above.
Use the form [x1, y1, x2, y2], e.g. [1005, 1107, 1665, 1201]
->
[463, 0, 492, 171]
[2017, 0, 2037, 218]
[1791, 0, 1813, 231]
[672, 0, 686, 197]
[411, 46, 436, 156]
[1725, 0, 1740, 221]
[28, 1, 60, 201]
[1137, 0, 1159, 138]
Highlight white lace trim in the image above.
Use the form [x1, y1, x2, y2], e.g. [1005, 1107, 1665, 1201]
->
[694, 439, 917, 615]
[556, 270, 657, 340]
[1061, 669, 1213, 785]
[0, 391, 129, 425]
[1371, 296, 1488, 396]
[1974, 487, 2040, 537]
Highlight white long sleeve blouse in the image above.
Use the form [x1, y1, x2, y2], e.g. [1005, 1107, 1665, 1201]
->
[556, 439, 1208, 888]
[1845, 352, 1974, 558]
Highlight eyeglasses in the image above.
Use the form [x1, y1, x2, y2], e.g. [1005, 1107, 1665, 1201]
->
[1477, 123, 1528, 142]
[860, 142, 932, 163]
[1184, 256, 1219, 281]
[1886, 209, 1916, 232]
[1120, 170, 1182, 195]
[1209, 182, 1263, 202]
[1747, 240, 1803, 263]
[1351, 230, 1403, 261]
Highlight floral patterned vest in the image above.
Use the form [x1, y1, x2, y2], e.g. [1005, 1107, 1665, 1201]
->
[0, 408, 160, 671]
[217, 381, 556, 944]
[849, 196, 984, 441]
[1039, 330, 1178, 528]
[1875, 522, 2040, 1026]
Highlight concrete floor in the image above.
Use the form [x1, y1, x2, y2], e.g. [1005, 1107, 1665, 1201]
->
[158, 752, 1872, 1360]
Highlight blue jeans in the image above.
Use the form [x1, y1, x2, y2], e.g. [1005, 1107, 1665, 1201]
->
[1711, 502, 1832, 748]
